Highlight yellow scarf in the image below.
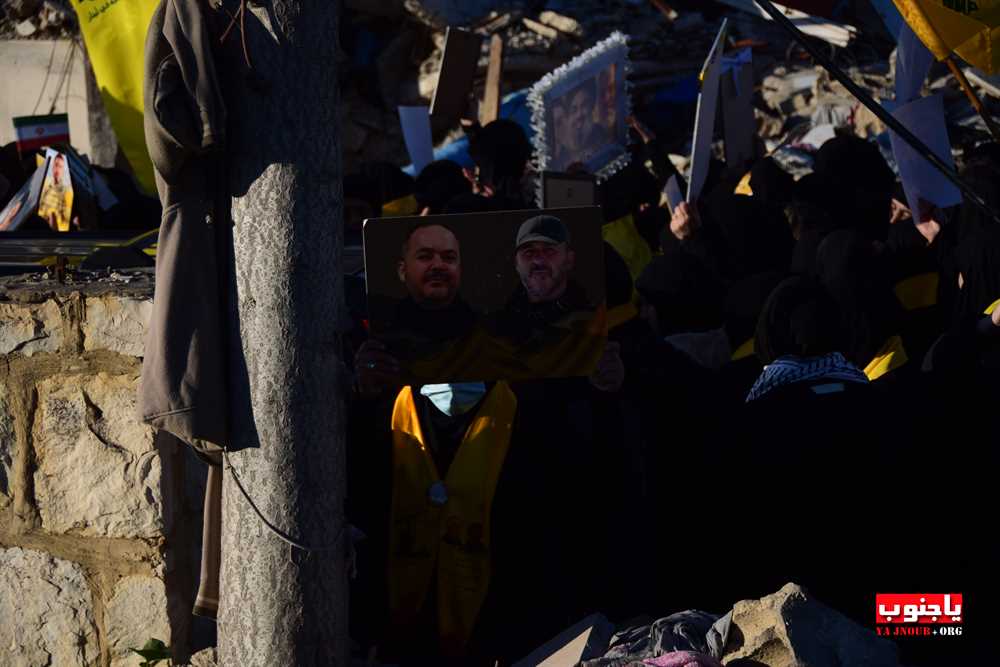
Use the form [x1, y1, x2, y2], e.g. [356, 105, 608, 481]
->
[894, 272, 939, 311]
[602, 213, 653, 286]
[734, 171, 753, 196]
[388, 383, 516, 655]
[382, 194, 419, 217]
[607, 302, 638, 331]
[864, 335, 909, 381]
[731, 337, 755, 361]
[985, 298, 1000, 315]
[404, 304, 607, 383]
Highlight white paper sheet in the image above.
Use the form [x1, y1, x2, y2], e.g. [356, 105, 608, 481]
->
[663, 174, 684, 214]
[687, 19, 728, 202]
[398, 106, 434, 175]
[888, 94, 962, 221]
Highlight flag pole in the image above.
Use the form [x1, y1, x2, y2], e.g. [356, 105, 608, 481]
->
[753, 0, 1000, 224]
[945, 57, 1000, 143]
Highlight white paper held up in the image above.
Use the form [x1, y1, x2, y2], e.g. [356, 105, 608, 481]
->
[888, 95, 962, 221]
[663, 174, 684, 214]
[398, 106, 435, 175]
[688, 19, 728, 203]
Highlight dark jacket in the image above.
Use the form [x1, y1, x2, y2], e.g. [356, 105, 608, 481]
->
[139, 0, 228, 453]
[702, 380, 900, 618]
[378, 296, 478, 360]
[706, 376, 993, 647]
[491, 280, 595, 349]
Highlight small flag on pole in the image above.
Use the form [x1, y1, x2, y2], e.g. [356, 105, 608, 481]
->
[13, 114, 70, 154]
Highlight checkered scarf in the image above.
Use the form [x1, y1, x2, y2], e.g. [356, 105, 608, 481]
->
[746, 352, 868, 403]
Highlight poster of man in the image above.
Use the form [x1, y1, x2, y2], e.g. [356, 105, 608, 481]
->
[529, 32, 631, 193]
[37, 149, 74, 232]
[549, 66, 619, 171]
[364, 207, 607, 383]
[0, 159, 48, 232]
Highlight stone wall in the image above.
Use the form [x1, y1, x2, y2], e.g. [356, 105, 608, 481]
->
[0, 272, 209, 667]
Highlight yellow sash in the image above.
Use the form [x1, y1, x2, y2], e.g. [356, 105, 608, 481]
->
[602, 214, 653, 285]
[734, 171, 753, 196]
[894, 272, 939, 311]
[731, 337, 755, 361]
[404, 306, 607, 383]
[864, 335, 909, 381]
[985, 298, 1000, 315]
[382, 194, 419, 217]
[388, 383, 516, 655]
[405, 327, 495, 383]
[607, 302, 638, 331]
[511, 302, 608, 378]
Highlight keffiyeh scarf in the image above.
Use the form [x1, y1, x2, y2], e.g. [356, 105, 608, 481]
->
[746, 352, 868, 403]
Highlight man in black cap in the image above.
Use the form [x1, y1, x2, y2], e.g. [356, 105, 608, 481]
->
[515, 215, 576, 303]
[493, 214, 597, 354]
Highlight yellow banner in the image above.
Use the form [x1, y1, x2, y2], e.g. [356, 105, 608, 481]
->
[894, 0, 1000, 73]
[73, 0, 159, 193]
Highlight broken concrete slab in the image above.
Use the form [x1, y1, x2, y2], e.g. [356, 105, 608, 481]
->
[513, 613, 615, 667]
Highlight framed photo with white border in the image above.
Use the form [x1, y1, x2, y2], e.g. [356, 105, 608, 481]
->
[528, 32, 633, 203]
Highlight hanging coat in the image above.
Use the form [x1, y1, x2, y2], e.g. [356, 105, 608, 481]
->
[139, 0, 229, 455]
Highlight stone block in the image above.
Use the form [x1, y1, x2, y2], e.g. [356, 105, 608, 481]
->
[188, 647, 217, 666]
[0, 547, 100, 666]
[723, 582, 899, 667]
[106, 575, 173, 667]
[0, 300, 63, 356]
[32, 372, 166, 538]
[83, 296, 152, 357]
[539, 11, 583, 39]
[0, 384, 13, 504]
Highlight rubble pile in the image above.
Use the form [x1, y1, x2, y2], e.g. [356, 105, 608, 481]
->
[0, 0, 77, 39]
[341, 0, 726, 166]
[4, 0, 998, 170]
[342, 0, 998, 173]
[475, 583, 906, 667]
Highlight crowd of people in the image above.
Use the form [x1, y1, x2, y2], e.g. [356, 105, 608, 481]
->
[341, 117, 998, 665]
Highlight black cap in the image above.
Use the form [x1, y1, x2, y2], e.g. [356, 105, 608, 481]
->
[516, 215, 570, 249]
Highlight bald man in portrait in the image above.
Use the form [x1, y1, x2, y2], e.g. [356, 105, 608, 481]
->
[377, 223, 481, 377]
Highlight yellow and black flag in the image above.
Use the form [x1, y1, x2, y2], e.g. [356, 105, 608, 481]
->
[893, 1, 1000, 73]
[72, 0, 159, 193]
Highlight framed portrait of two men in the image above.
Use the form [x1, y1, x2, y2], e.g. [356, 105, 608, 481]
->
[363, 207, 607, 383]
[528, 32, 632, 203]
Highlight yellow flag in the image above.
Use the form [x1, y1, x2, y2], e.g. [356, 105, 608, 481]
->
[602, 213, 653, 287]
[893, 1, 1000, 73]
[73, 0, 159, 193]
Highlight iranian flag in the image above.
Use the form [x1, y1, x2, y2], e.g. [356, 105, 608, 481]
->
[13, 114, 70, 154]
